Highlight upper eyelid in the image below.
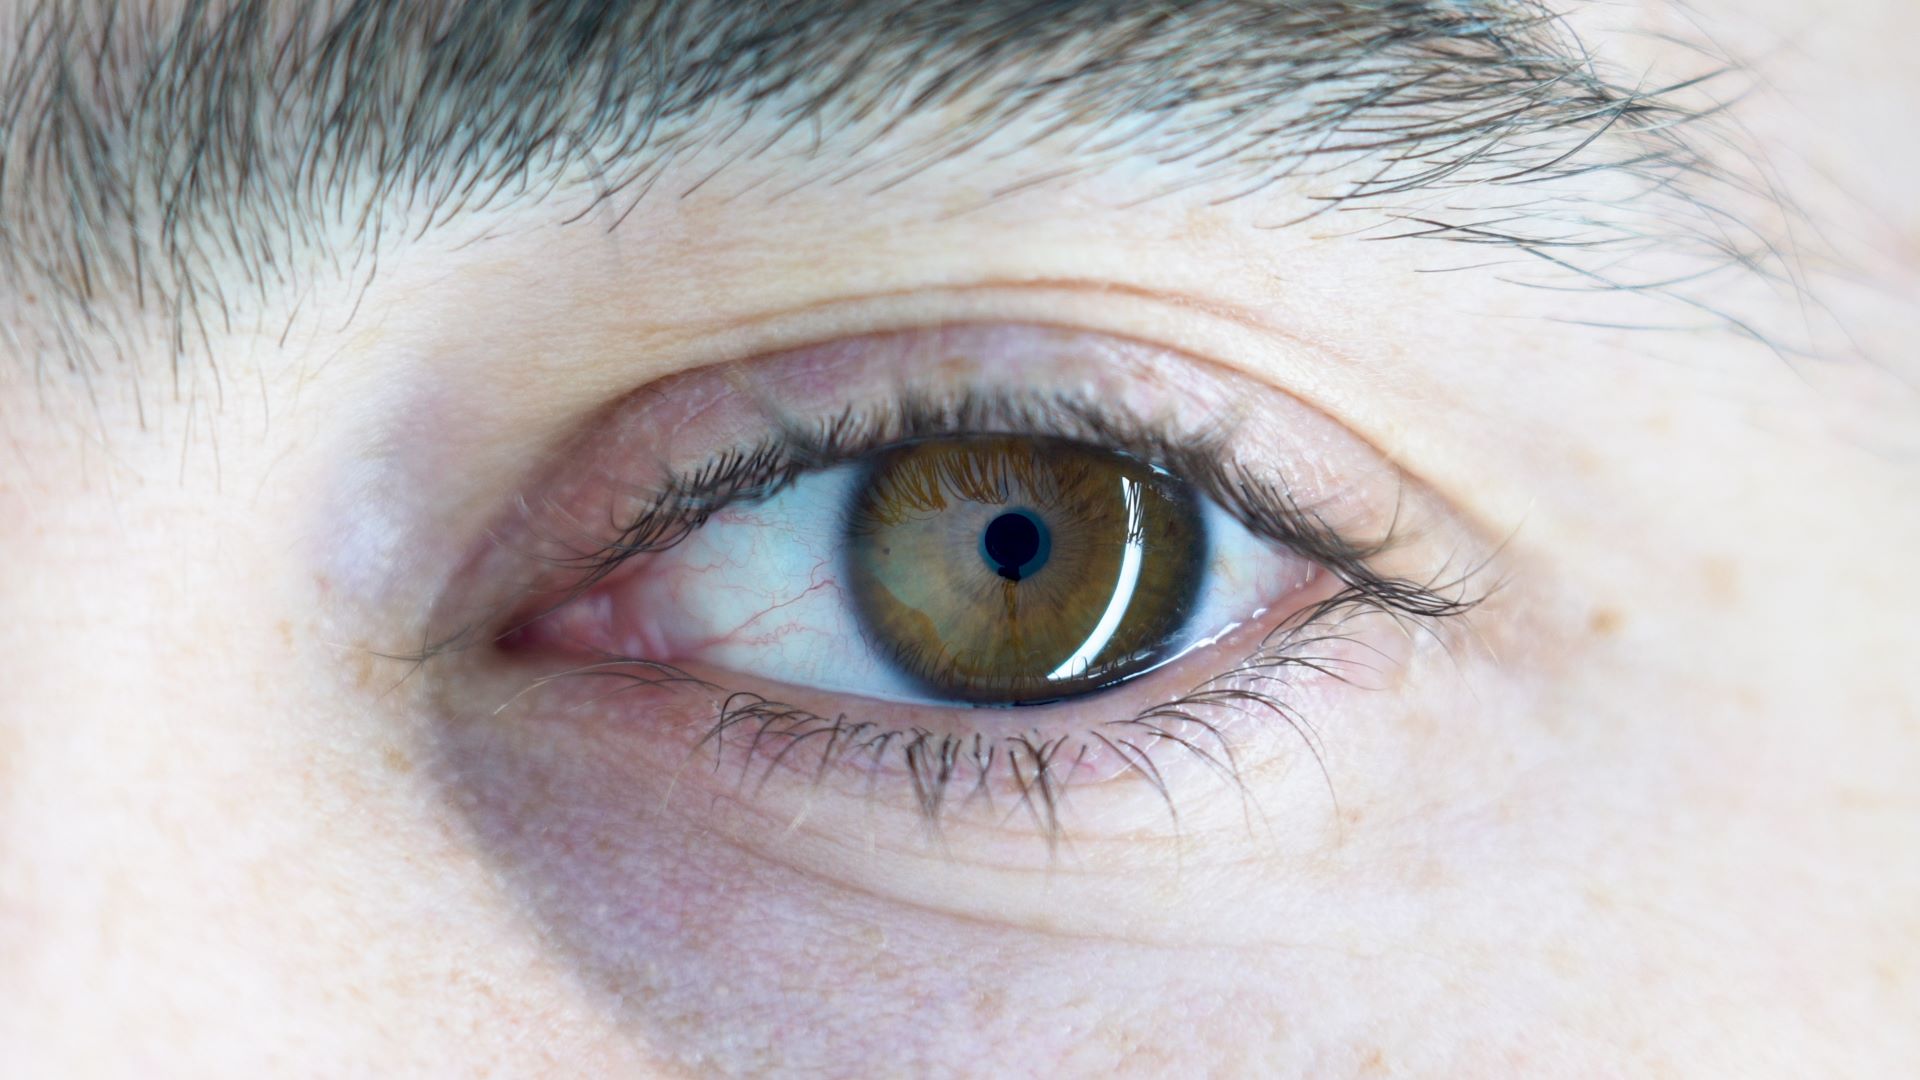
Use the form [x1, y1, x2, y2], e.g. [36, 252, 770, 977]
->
[554, 388, 1475, 632]
[406, 320, 1499, 668]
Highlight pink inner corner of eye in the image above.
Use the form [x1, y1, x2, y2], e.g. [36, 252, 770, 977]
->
[502, 582, 687, 663]
[501, 531, 817, 669]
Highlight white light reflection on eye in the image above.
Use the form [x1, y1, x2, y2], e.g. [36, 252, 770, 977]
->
[1047, 477, 1145, 683]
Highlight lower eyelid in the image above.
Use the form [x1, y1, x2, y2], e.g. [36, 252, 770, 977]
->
[490, 516, 1366, 843]
[477, 561, 1390, 852]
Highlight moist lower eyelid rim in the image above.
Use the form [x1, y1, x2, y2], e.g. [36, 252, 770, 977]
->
[496, 569, 1434, 845]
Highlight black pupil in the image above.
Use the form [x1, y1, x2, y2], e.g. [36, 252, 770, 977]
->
[983, 512, 1044, 582]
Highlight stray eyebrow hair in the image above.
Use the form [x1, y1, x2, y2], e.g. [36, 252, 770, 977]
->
[0, 0, 1800, 382]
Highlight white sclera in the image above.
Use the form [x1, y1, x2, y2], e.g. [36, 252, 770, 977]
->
[617, 463, 1312, 706]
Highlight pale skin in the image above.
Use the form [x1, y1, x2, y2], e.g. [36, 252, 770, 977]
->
[2, 0, 1917, 1076]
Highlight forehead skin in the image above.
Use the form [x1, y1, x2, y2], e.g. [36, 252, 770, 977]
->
[0, 0, 1916, 1077]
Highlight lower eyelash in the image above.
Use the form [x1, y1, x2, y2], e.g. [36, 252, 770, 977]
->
[515, 580, 1470, 851]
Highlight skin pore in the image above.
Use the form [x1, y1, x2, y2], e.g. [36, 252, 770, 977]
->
[2, 0, 1917, 1075]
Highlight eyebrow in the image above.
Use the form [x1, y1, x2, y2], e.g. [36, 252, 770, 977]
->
[0, 0, 1780, 378]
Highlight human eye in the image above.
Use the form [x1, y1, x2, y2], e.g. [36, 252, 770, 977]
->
[518, 429, 1311, 707]
[432, 323, 1483, 852]
[518, 394, 1338, 697]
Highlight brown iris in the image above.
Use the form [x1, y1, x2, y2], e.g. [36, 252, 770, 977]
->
[844, 436, 1206, 704]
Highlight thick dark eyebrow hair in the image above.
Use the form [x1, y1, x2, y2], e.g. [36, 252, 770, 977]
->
[0, 0, 1793, 382]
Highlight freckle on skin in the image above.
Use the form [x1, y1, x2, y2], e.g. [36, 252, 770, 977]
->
[349, 649, 377, 690]
[1407, 858, 1453, 889]
[1588, 608, 1624, 637]
[1567, 444, 1605, 478]
[1700, 557, 1740, 606]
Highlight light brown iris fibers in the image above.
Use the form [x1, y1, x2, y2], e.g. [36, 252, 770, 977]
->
[844, 436, 1206, 704]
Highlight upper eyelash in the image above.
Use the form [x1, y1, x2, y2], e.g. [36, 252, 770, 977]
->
[556, 387, 1466, 621]
[506, 388, 1487, 847]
